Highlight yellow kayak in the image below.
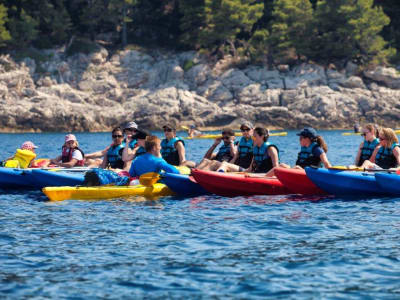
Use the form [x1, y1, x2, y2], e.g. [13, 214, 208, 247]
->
[42, 183, 174, 201]
[342, 129, 400, 136]
[185, 131, 287, 139]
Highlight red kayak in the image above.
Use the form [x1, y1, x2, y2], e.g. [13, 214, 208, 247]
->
[191, 169, 290, 197]
[274, 167, 326, 195]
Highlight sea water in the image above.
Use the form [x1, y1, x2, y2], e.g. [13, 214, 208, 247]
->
[0, 131, 399, 299]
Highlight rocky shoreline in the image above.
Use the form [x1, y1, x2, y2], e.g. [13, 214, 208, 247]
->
[0, 47, 400, 132]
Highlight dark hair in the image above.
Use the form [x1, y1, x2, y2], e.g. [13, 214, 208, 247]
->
[145, 136, 161, 152]
[221, 128, 235, 136]
[314, 136, 328, 153]
[254, 127, 269, 142]
[112, 127, 123, 134]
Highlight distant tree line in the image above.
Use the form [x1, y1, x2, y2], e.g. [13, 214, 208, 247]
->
[0, 0, 399, 66]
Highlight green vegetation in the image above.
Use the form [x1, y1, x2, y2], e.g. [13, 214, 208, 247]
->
[0, 0, 399, 66]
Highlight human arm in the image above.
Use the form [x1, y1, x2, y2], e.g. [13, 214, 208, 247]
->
[320, 153, 331, 168]
[204, 138, 221, 159]
[354, 141, 364, 166]
[50, 155, 62, 164]
[268, 146, 279, 168]
[244, 157, 254, 173]
[101, 155, 108, 169]
[393, 146, 400, 167]
[158, 159, 180, 174]
[175, 141, 186, 165]
[122, 143, 138, 162]
[229, 137, 237, 159]
[85, 146, 110, 159]
[369, 146, 381, 163]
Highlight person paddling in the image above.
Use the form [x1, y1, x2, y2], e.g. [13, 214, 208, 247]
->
[361, 127, 400, 170]
[50, 134, 85, 167]
[354, 124, 380, 167]
[129, 136, 180, 177]
[161, 124, 195, 167]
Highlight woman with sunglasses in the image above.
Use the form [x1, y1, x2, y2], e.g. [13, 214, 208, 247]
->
[361, 127, 400, 169]
[161, 124, 195, 167]
[196, 128, 237, 171]
[354, 124, 380, 167]
[101, 127, 126, 170]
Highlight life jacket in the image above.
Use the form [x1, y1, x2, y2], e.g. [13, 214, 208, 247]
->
[106, 143, 125, 169]
[161, 137, 184, 165]
[235, 137, 253, 168]
[252, 142, 279, 173]
[296, 142, 322, 168]
[215, 142, 233, 162]
[357, 138, 379, 166]
[61, 146, 85, 166]
[128, 139, 138, 150]
[4, 149, 36, 169]
[375, 142, 400, 169]
[135, 146, 146, 158]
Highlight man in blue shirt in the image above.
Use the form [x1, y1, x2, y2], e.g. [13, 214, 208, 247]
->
[129, 136, 180, 177]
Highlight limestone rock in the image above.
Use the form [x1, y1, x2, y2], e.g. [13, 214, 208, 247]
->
[364, 67, 400, 89]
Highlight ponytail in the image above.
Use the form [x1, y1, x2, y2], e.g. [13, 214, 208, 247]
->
[254, 127, 269, 142]
[314, 136, 328, 153]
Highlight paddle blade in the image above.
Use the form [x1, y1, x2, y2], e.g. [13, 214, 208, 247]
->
[181, 125, 189, 130]
[139, 172, 160, 186]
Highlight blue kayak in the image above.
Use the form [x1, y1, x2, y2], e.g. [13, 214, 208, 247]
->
[305, 167, 388, 197]
[0, 167, 85, 189]
[30, 169, 85, 188]
[375, 172, 400, 196]
[0, 168, 36, 189]
[162, 173, 209, 197]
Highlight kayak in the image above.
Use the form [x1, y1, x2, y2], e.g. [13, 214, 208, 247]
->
[185, 131, 287, 139]
[42, 183, 174, 201]
[162, 173, 209, 197]
[305, 167, 387, 197]
[30, 169, 84, 188]
[274, 167, 326, 195]
[0, 168, 36, 189]
[375, 172, 400, 196]
[191, 169, 289, 197]
[342, 129, 400, 136]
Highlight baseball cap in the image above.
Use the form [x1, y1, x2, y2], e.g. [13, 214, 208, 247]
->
[123, 121, 138, 130]
[65, 134, 77, 143]
[297, 127, 317, 139]
[21, 141, 38, 150]
[240, 121, 254, 130]
[134, 130, 149, 140]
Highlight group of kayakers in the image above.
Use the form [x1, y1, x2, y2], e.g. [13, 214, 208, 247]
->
[2, 121, 400, 178]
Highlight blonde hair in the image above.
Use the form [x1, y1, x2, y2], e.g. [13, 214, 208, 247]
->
[380, 128, 398, 147]
[145, 136, 161, 152]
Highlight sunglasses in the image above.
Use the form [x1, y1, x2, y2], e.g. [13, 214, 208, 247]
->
[163, 128, 173, 132]
[112, 135, 123, 138]
[241, 128, 250, 132]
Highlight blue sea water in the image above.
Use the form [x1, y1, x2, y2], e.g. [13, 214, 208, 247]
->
[0, 130, 399, 299]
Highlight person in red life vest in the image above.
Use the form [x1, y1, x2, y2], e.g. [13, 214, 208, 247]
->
[50, 134, 85, 167]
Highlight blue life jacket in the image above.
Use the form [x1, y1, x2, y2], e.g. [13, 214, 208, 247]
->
[296, 142, 322, 168]
[161, 137, 184, 165]
[215, 142, 234, 162]
[106, 143, 125, 169]
[375, 142, 400, 169]
[235, 137, 253, 168]
[252, 142, 279, 173]
[357, 138, 379, 166]
[135, 146, 146, 157]
[128, 139, 138, 150]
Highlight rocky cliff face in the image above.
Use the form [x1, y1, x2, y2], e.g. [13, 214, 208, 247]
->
[0, 48, 399, 132]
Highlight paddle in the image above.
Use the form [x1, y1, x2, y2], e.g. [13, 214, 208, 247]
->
[181, 125, 189, 130]
[328, 166, 399, 173]
[139, 172, 160, 186]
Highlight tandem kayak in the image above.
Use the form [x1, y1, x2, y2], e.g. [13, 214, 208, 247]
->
[305, 167, 387, 197]
[162, 173, 209, 197]
[185, 132, 287, 139]
[191, 169, 289, 197]
[274, 167, 326, 195]
[42, 183, 174, 201]
[375, 173, 400, 196]
[0, 168, 36, 189]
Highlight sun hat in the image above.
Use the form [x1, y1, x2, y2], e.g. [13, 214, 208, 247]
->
[297, 127, 317, 139]
[123, 121, 138, 130]
[65, 134, 77, 143]
[21, 141, 38, 150]
[240, 121, 254, 130]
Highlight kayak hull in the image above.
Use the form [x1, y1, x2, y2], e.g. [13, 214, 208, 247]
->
[0, 168, 36, 189]
[42, 183, 174, 201]
[274, 167, 326, 195]
[191, 169, 290, 197]
[305, 167, 387, 197]
[30, 169, 85, 188]
[162, 173, 209, 197]
[375, 173, 400, 195]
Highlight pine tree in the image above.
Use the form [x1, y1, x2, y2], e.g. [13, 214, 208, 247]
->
[374, 0, 400, 54]
[199, 0, 264, 56]
[0, 4, 11, 46]
[179, 0, 205, 49]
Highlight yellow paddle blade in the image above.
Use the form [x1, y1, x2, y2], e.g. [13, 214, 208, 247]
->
[329, 165, 363, 171]
[139, 172, 160, 186]
[181, 125, 189, 130]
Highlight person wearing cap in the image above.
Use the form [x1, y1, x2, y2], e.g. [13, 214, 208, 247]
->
[161, 124, 195, 167]
[2, 141, 39, 168]
[197, 128, 237, 171]
[188, 125, 202, 138]
[232, 121, 254, 169]
[122, 129, 149, 170]
[294, 127, 331, 168]
[129, 136, 180, 177]
[123, 121, 138, 149]
[50, 134, 85, 167]
[101, 127, 126, 170]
